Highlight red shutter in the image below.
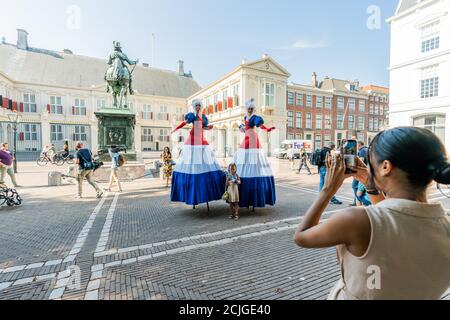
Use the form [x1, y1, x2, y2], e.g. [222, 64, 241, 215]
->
[218, 101, 223, 112]
[72, 106, 75, 115]
[19, 132, 25, 141]
[209, 105, 213, 114]
[228, 97, 233, 109]
[12, 101, 18, 112]
[2, 97, 7, 108]
[47, 104, 51, 113]
[19, 102, 24, 112]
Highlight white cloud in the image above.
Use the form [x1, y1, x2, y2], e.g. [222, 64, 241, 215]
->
[291, 39, 328, 49]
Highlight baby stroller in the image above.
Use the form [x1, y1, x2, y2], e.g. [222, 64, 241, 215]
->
[0, 183, 22, 207]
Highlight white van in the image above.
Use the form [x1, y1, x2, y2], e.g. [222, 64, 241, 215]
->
[274, 140, 313, 159]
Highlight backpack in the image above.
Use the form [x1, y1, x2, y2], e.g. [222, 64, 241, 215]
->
[118, 154, 126, 167]
[310, 149, 323, 167]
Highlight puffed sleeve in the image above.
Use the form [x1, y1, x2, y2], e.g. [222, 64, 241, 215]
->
[202, 114, 209, 128]
[185, 112, 195, 124]
[252, 115, 265, 128]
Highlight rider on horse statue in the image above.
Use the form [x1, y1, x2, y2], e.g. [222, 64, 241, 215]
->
[105, 41, 139, 107]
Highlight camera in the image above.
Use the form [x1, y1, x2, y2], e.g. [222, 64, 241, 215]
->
[343, 140, 357, 174]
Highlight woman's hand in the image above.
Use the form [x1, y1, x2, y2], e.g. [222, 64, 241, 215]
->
[205, 125, 214, 131]
[351, 157, 369, 186]
[322, 152, 347, 196]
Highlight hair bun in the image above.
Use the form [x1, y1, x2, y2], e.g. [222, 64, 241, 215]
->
[433, 163, 450, 184]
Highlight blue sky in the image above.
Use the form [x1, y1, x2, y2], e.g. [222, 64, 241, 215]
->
[0, 0, 398, 87]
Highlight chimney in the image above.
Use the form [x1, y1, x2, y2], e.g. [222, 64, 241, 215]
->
[262, 53, 269, 59]
[177, 60, 185, 76]
[17, 29, 29, 50]
[142, 62, 149, 67]
[311, 72, 318, 87]
[63, 49, 73, 54]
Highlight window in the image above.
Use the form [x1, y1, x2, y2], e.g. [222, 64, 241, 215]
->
[213, 94, 219, 112]
[73, 125, 87, 141]
[287, 111, 294, 128]
[316, 114, 323, 129]
[357, 133, 365, 143]
[369, 104, 374, 114]
[306, 95, 312, 108]
[296, 112, 302, 129]
[374, 105, 379, 115]
[51, 124, 63, 141]
[142, 128, 153, 142]
[369, 118, 374, 132]
[23, 94, 37, 113]
[96, 99, 106, 110]
[24, 124, 38, 141]
[358, 116, 365, 130]
[359, 100, 366, 113]
[74, 98, 86, 116]
[233, 83, 240, 106]
[380, 106, 384, 116]
[159, 129, 170, 142]
[315, 135, 322, 149]
[296, 133, 303, 140]
[158, 106, 168, 120]
[337, 113, 344, 129]
[325, 114, 331, 129]
[288, 133, 295, 140]
[421, 65, 439, 98]
[222, 89, 228, 108]
[306, 113, 312, 129]
[379, 119, 384, 130]
[348, 115, 354, 130]
[413, 115, 445, 143]
[324, 134, 331, 146]
[287, 92, 295, 105]
[264, 83, 275, 107]
[316, 96, 323, 108]
[337, 97, 344, 109]
[296, 94, 303, 106]
[421, 21, 440, 53]
[50, 96, 63, 114]
[325, 97, 331, 109]
[348, 98, 355, 111]
[142, 105, 152, 120]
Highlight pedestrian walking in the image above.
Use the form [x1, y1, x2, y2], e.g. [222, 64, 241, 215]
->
[0, 143, 20, 187]
[287, 145, 295, 170]
[297, 148, 312, 175]
[75, 142, 103, 199]
[295, 127, 450, 300]
[105, 145, 123, 192]
[161, 147, 174, 188]
[317, 142, 342, 205]
[225, 163, 241, 220]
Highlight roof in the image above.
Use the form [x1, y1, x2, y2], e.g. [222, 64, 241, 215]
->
[0, 43, 201, 99]
[396, 0, 419, 14]
[362, 85, 390, 95]
[319, 78, 366, 95]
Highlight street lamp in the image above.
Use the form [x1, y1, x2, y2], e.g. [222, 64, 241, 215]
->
[7, 112, 22, 173]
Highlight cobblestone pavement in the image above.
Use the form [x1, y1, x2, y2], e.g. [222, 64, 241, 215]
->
[0, 160, 449, 300]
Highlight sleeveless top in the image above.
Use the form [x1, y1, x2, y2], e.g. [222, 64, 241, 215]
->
[328, 198, 450, 300]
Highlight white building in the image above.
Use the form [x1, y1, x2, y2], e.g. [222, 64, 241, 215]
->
[388, 0, 450, 150]
[183, 55, 290, 157]
[0, 29, 200, 160]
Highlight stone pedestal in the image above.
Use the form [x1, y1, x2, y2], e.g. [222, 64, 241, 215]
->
[68, 163, 146, 182]
[95, 108, 137, 161]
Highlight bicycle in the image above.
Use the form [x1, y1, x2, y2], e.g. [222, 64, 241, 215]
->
[37, 152, 74, 166]
[0, 183, 22, 207]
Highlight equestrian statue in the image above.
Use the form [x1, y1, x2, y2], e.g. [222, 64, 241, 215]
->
[104, 41, 139, 109]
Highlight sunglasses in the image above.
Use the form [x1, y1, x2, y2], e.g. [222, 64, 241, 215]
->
[195, 104, 201, 107]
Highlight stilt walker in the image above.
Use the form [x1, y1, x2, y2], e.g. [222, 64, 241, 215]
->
[170, 100, 226, 208]
[234, 99, 276, 209]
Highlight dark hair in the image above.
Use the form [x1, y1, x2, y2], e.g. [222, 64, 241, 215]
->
[369, 127, 450, 187]
[163, 147, 171, 156]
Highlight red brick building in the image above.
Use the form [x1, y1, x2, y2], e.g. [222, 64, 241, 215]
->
[286, 73, 389, 150]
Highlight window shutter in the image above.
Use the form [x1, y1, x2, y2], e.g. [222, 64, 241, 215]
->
[218, 101, 223, 112]
[72, 106, 75, 115]
[151, 112, 153, 120]
[47, 104, 51, 113]
[8, 99, 13, 110]
[166, 113, 169, 121]
[228, 97, 233, 109]
[19, 102, 24, 112]
[19, 132, 25, 141]
[12, 101, 18, 112]
[2, 97, 8, 108]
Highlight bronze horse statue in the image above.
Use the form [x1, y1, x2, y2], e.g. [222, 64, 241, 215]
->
[104, 41, 138, 109]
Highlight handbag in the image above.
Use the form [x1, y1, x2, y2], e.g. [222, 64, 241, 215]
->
[222, 174, 231, 201]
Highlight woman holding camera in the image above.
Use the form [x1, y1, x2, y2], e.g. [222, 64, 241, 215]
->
[294, 127, 450, 300]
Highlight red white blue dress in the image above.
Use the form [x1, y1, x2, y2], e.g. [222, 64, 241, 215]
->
[171, 112, 226, 206]
[234, 115, 276, 208]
